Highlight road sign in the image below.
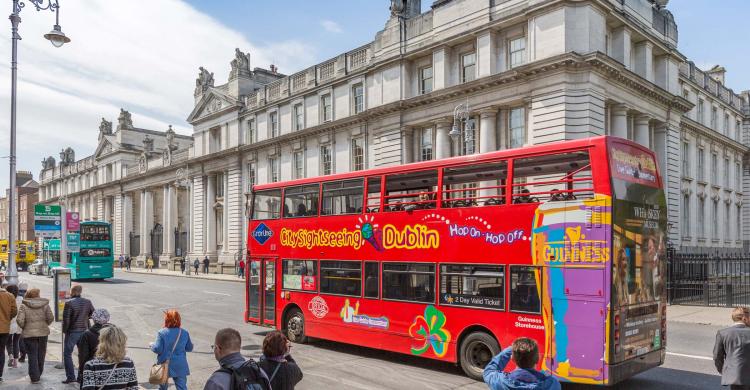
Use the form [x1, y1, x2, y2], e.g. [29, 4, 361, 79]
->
[66, 233, 80, 251]
[66, 212, 80, 232]
[34, 204, 62, 238]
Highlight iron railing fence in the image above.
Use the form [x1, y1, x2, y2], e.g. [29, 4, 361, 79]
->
[668, 252, 750, 307]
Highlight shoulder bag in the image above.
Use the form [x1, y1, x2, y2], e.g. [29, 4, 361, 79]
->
[98, 362, 118, 390]
[148, 329, 182, 385]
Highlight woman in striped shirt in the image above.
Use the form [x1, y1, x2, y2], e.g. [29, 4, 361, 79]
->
[82, 324, 139, 390]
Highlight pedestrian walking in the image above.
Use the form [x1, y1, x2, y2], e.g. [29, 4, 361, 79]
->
[484, 337, 560, 390]
[203, 256, 210, 274]
[16, 288, 53, 385]
[5, 284, 22, 370]
[259, 330, 303, 390]
[0, 260, 5, 271]
[81, 324, 139, 390]
[238, 259, 245, 279]
[204, 328, 270, 390]
[714, 307, 750, 390]
[77, 308, 110, 387]
[125, 255, 131, 271]
[0, 283, 18, 382]
[179, 258, 186, 274]
[147, 256, 155, 272]
[62, 285, 95, 384]
[193, 258, 200, 276]
[150, 309, 193, 390]
[118, 254, 124, 270]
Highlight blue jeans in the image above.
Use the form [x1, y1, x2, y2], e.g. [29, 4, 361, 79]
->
[160, 376, 187, 390]
[63, 330, 84, 380]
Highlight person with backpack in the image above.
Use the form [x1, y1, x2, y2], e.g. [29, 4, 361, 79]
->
[150, 309, 193, 390]
[193, 258, 200, 276]
[203, 328, 270, 390]
[258, 331, 303, 390]
[77, 308, 110, 387]
[484, 337, 561, 390]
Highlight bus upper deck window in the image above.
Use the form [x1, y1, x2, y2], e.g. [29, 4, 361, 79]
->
[366, 177, 382, 213]
[384, 170, 438, 211]
[511, 151, 592, 203]
[442, 161, 507, 208]
[284, 184, 320, 218]
[252, 189, 282, 220]
[322, 179, 364, 216]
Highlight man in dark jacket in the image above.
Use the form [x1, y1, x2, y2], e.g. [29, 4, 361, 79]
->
[77, 308, 109, 386]
[62, 285, 95, 384]
[714, 307, 750, 389]
[193, 258, 200, 275]
[484, 337, 560, 390]
[204, 328, 270, 390]
[203, 256, 210, 274]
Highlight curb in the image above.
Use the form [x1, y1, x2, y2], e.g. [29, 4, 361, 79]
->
[117, 269, 245, 283]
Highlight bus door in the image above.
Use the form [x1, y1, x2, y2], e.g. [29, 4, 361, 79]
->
[247, 256, 277, 326]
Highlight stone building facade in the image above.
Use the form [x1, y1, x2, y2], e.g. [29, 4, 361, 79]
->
[38, 110, 193, 266]
[38, 0, 750, 270]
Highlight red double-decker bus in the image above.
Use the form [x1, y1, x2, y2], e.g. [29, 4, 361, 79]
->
[245, 136, 667, 385]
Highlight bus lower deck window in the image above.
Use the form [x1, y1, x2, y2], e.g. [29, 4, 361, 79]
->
[440, 264, 504, 309]
[320, 260, 362, 297]
[382, 263, 435, 303]
[510, 266, 541, 313]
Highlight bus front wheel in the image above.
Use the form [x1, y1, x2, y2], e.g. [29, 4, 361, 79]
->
[285, 308, 307, 344]
[459, 331, 500, 381]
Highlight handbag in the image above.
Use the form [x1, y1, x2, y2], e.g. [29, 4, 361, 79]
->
[98, 362, 118, 390]
[149, 329, 182, 385]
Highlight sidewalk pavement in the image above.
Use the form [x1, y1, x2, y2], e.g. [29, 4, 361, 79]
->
[667, 304, 735, 327]
[117, 267, 245, 283]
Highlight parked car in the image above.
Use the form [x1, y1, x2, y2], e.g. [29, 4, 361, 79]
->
[28, 259, 46, 275]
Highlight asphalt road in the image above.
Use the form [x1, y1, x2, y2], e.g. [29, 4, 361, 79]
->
[19, 270, 723, 389]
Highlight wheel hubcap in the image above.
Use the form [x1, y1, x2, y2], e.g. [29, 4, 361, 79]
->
[468, 341, 492, 369]
[288, 316, 303, 338]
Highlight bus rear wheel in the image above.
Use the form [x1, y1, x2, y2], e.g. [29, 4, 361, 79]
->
[460, 331, 500, 381]
[285, 308, 307, 344]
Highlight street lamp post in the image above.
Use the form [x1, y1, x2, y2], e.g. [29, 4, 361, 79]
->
[6, 0, 70, 286]
[450, 100, 471, 156]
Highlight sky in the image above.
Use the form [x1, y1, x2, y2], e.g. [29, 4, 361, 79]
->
[0, 0, 746, 191]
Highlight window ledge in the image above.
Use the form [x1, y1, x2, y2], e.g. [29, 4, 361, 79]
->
[682, 176, 693, 182]
[697, 180, 708, 185]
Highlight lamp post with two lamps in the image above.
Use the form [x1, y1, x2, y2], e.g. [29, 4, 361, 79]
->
[450, 100, 472, 156]
[6, 0, 70, 286]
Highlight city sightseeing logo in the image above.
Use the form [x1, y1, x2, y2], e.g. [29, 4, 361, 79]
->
[356, 215, 383, 251]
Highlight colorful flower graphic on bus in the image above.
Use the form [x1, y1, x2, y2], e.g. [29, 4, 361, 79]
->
[531, 194, 612, 385]
[408, 305, 451, 358]
[356, 215, 383, 251]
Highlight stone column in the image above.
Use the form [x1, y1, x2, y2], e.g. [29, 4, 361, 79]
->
[435, 119, 452, 160]
[222, 172, 229, 254]
[611, 104, 628, 139]
[479, 108, 499, 200]
[479, 108, 498, 153]
[402, 127, 414, 164]
[432, 47, 450, 91]
[139, 191, 147, 258]
[103, 197, 111, 224]
[140, 190, 154, 264]
[633, 41, 654, 82]
[121, 193, 132, 256]
[634, 114, 651, 148]
[162, 185, 173, 259]
[611, 26, 632, 69]
[206, 174, 216, 256]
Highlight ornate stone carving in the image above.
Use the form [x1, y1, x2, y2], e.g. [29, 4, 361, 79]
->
[390, 0, 405, 17]
[99, 118, 112, 135]
[166, 125, 177, 151]
[59, 147, 75, 166]
[117, 109, 133, 130]
[194, 66, 214, 96]
[143, 135, 154, 152]
[229, 48, 251, 79]
[138, 154, 147, 173]
[41, 156, 56, 170]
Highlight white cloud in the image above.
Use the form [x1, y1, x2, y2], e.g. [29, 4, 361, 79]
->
[0, 0, 317, 189]
[320, 20, 343, 34]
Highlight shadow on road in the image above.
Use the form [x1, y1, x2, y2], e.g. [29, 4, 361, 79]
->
[307, 338, 464, 377]
[81, 278, 144, 284]
[561, 366, 720, 390]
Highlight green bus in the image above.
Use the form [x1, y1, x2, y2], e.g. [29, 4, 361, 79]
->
[44, 221, 114, 280]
